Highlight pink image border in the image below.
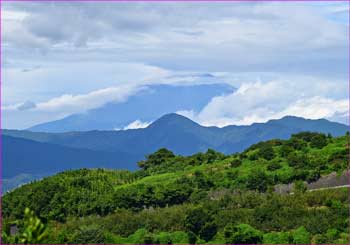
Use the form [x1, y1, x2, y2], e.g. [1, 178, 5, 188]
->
[0, 0, 349, 244]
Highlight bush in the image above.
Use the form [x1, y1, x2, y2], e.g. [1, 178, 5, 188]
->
[72, 224, 105, 244]
[306, 169, 321, 183]
[138, 148, 175, 169]
[127, 228, 154, 244]
[286, 138, 307, 150]
[292, 226, 310, 244]
[184, 208, 210, 235]
[246, 169, 271, 192]
[230, 158, 242, 168]
[154, 232, 172, 244]
[293, 180, 307, 194]
[280, 144, 294, 157]
[310, 134, 327, 149]
[292, 132, 324, 142]
[169, 231, 189, 244]
[263, 231, 291, 244]
[287, 152, 308, 168]
[224, 224, 263, 244]
[184, 207, 217, 241]
[199, 222, 217, 242]
[267, 161, 282, 171]
[258, 145, 275, 160]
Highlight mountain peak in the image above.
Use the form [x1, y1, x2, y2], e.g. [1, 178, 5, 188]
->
[148, 113, 200, 129]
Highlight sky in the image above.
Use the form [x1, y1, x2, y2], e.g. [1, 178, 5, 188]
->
[2, 1, 349, 129]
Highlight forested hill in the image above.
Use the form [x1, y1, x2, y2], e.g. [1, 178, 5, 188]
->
[2, 132, 349, 244]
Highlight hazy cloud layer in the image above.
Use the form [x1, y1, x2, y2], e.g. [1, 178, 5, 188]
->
[2, 2, 349, 129]
[178, 77, 348, 126]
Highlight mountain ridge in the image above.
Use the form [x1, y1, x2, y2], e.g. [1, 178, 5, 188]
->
[3, 114, 349, 190]
[4, 113, 348, 155]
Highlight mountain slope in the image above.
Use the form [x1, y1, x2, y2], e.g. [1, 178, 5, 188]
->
[5, 114, 349, 157]
[2, 135, 140, 178]
[28, 83, 234, 132]
[3, 114, 348, 182]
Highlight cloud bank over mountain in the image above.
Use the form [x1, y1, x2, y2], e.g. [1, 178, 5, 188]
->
[178, 78, 348, 127]
[2, 2, 348, 129]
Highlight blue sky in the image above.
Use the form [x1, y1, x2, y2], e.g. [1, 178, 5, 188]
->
[2, 1, 349, 129]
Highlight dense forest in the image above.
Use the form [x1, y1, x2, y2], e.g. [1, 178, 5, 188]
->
[2, 132, 350, 244]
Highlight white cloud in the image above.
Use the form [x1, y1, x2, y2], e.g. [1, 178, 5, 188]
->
[2, 10, 29, 21]
[178, 78, 348, 127]
[4, 84, 143, 113]
[34, 85, 143, 113]
[2, 62, 170, 106]
[2, 85, 144, 129]
[123, 120, 151, 130]
[278, 97, 348, 121]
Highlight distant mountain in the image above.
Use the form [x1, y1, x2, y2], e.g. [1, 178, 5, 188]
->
[2, 135, 140, 178]
[5, 114, 348, 159]
[3, 173, 44, 193]
[28, 83, 234, 132]
[3, 114, 348, 190]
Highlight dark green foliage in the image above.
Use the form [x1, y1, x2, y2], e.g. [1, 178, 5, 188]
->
[287, 152, 308, 168]
[230, 158, 242, 167]
[185, 208, 208, 234]
[199, 222, 217, 242]
[224, 224, 263, 244]
[267, 161, 282, 171]
[257, 144, 275, 160]
[286, 137, 307, 150]
[306, 169, 321, 183]
[293, 180, 307, 194]
[292, 226, 311, 244]
[328, 149, 348, 171]
[138, 148, 176, 169]
[291, 132, 328, 149]
[280, 144, 293, 157]
[263, 231, 292, 244]
[73, 225, 105, 244]
[292, 132, 323, 142]
[246, 169, 271, 192]
[2, 134, 349, 244]
[310, 134, 328, 149]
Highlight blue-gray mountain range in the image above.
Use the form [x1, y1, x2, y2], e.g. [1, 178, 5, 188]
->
[3, 113, 348, 183]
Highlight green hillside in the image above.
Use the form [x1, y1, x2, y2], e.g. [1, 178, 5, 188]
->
[2, 132, 349, 244]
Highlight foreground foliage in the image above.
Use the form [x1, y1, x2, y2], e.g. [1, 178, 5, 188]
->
[2, 132, 349, 244]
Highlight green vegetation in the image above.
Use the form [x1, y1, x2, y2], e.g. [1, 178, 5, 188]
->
[2, 132, 349, 244]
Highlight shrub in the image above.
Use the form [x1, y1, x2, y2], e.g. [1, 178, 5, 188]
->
[263, 231, 291, 244]
[267, 161, 282, 171]
[230, 158, 242, 168]
[224, 224, 263, 244]
[246, 169, 271, 192]
[258, 145, 275, 160]
[292, 226, 310, 244]
[310, 134, 327, 149]
[138, 148, 175, 169]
